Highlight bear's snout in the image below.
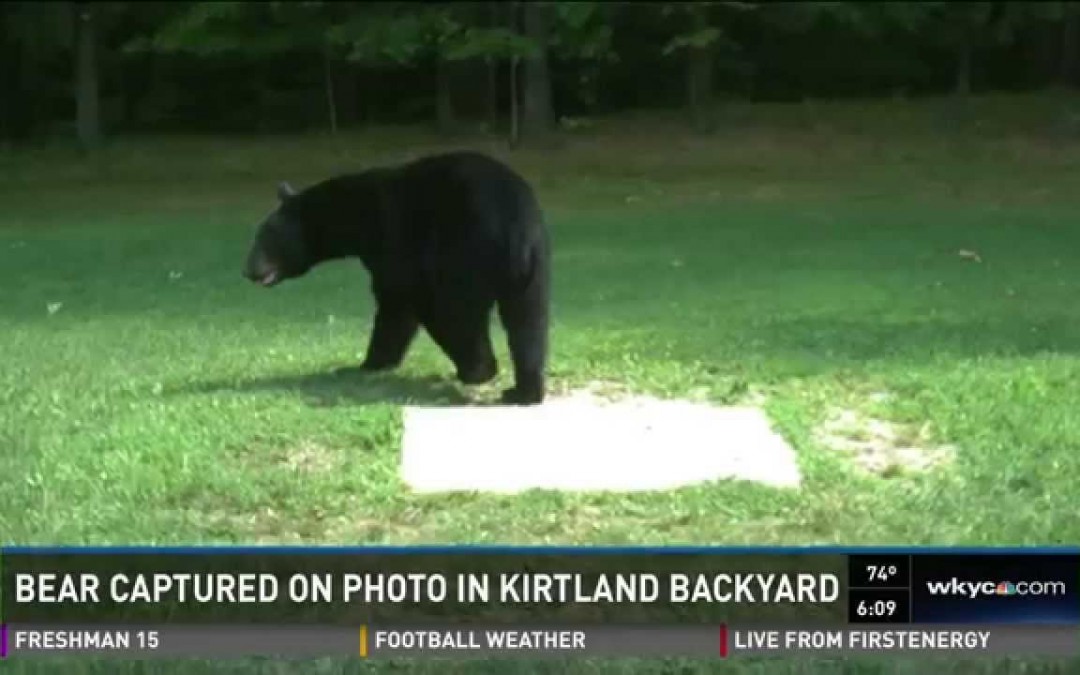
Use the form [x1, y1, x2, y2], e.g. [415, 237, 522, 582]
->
[243, 250, 281, 287]
[244, 267, 280, 287]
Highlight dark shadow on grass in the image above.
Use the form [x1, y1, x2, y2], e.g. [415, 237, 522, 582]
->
[173, 367, 479, 408]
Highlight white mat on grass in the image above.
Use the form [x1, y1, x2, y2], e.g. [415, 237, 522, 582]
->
[400, 394, 802, 494]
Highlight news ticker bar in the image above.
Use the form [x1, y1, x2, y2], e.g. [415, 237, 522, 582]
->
[1, 624, 1077, 659]
[3, 549, 1078, 626]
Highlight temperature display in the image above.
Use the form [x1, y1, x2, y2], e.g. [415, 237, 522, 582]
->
[847, 555, 912, 624]
[848, 555, 909, 588]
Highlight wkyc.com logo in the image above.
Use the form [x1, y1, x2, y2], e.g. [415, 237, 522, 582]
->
[926, 577, 1068, 599]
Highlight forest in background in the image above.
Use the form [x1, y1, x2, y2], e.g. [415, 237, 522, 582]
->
[3, 1, 1080, 150]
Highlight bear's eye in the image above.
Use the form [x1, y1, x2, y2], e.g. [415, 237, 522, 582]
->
[261, 217, 287, 243]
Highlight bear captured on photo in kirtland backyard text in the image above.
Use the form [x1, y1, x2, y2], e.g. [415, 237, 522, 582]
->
[242, 151, 551, 405]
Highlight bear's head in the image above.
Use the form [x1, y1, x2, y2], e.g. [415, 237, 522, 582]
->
[243, 181, 314, 287]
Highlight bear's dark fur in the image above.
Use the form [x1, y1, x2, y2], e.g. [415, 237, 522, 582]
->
[243, 151, 551, 405]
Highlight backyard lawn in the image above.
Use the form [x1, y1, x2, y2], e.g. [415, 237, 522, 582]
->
[3, 93, 1080, 672]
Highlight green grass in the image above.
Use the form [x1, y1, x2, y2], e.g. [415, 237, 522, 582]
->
[4, 91, 1080, 672]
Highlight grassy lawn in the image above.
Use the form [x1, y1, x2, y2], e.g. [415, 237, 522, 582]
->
[3, 92, 1080, 672]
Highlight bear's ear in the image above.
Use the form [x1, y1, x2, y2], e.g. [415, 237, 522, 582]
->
[277, 181, 296, 201]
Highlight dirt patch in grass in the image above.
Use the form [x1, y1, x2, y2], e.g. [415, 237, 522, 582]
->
[546, 379, 758, 405]
[548, 379, 638, 401]
[813, 405, 957, 477]
[188, 498, 397, 544]
[234, 437, 345, 475]
[272, 439, 342, 474]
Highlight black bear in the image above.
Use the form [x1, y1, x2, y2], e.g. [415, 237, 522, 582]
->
[243, 151, 550, 405]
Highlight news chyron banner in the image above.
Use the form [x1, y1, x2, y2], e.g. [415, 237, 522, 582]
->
[0, 547, 1077, 661]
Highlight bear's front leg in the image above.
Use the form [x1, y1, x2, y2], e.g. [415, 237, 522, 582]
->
[360, 302, 419, 371]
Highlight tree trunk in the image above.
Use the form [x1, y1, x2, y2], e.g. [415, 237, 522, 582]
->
[323, 48, 338, 135]
[485, 57, 498, 132]
[521, 1, 553, 141]
[1, 35, 23, 142]
[120, 64, 136, 129]
[74, 1, 101, 152]
[510, 55, 520, 148]
[688, 47, 713, 132]
[364, 70, 378, 124]
[507, 1, 520, 148]
[1061, 5, 1078, 86]
[485, 1, 500, 132]
[435, 55, 455, 134]
[686, 3, 714, 134]
[336, 62, 358, 128]
[955, 31, 972, 97]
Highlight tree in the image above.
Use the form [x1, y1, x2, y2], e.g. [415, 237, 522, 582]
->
[130, 1, 345, 133]
[661, 2, 754, 133]
[549, 2, 618, 114]
[333, 2, 538, 140]
[429, 1, 613, 144]
[1060, 2, 1079, 85]
[4, 0, 150, 149]
[333, 5, 451, 131]
[988, 1, 1080, 87]
[73, 1, 102, 152]
[872, 1, 1056, 98]
[763, 2, 1059, 98]
[937, 2, 995, 97]
[0, 1, 72, 142]
[484, 2, 503, 130]
[520, 2, 553, 139]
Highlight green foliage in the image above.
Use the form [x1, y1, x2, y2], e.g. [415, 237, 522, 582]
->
[550, 2, 617, 63]
[753, 1, 939, 39]
[660, 1, 754, 57]
[11, 0, 1080, 141]
[756, 2, 1054, 50]
[442, 25, 538, 62]
[125, 1, 330, 57]
[331, 4, 542, 66]
[660, 0, 757, 15]
[662, 27, 723, 56]
[991, 2, 1074, 44]
[885, 1, 1028, 47]
[329, 1, 613, 68]
[330, 10, 433, 66]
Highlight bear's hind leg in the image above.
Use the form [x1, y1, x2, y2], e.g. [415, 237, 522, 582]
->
[496, 269, 549, 406]
[360, 302, 420, 371]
